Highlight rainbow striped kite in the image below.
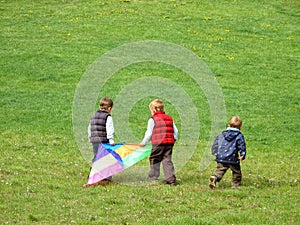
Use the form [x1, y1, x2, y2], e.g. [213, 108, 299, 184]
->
[83, 143, 152, 186]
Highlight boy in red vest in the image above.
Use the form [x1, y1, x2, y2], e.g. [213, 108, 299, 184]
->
[140, 99, 178, 185]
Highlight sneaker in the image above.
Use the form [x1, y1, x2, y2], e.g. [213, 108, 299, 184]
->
[231, 183, 241, 188]
[209, 176, 217, 190]
[148, 177, 159, 183]
[95, 179, 113, 186]
[165, 181, 177, 186]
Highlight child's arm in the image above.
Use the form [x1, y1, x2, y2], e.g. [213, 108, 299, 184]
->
[140, 118, 154, 146]
[237, 134, 246, 161]
[106, 116, 115, 145]
[88, 123, 91, 142]
[211, 134, 221, 156]
[173, 122, 178, 141]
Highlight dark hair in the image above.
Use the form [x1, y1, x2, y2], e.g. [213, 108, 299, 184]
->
[99, 97, 113, 110]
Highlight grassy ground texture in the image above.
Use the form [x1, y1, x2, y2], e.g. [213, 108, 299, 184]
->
[1, 0, 299, 224]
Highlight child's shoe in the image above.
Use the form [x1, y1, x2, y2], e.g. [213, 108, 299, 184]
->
[165, 181, 177, 186]
[209, 175, 217, 190]
[148, 177, 159, 183]
[231, 183, 241, 188]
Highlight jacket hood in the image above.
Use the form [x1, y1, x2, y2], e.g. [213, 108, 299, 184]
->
[223, 129, 240, 142]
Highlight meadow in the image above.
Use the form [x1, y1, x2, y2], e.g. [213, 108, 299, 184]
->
[1, 0, 299, 224]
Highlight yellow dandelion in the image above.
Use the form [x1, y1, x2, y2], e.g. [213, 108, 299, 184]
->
[208, 43, 213, 48]
[225, 29, 231, 33]
[262, 23, 271, 28]
[227, 55, 234, 61]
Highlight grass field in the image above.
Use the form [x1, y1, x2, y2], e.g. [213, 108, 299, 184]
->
[1, 0, 300, 224]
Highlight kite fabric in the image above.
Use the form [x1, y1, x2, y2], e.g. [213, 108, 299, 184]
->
[83, 143, 152, 186]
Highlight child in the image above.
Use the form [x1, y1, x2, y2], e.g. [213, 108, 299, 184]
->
[140, 99, 178, 185]
[88, 96, 115, 181]
[209, 116, 246, 189]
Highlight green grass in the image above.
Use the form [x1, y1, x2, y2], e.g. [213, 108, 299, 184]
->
[1, 0, 300, 224]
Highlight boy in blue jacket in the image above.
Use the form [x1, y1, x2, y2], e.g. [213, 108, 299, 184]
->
[209, 116, 246, 189]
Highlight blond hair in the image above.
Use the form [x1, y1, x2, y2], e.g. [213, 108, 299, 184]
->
[99, 97, 113, 110]
[228, 116, 242, 129]
[149, 99, 164, 112]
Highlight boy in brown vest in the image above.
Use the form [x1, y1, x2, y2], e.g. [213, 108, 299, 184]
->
[88, 96, 115, 181]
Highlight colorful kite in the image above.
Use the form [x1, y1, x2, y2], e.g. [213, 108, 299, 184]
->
[83, 143, 152, 186]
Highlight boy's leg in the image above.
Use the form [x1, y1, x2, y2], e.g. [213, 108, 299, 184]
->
[148, 145, 163, 180]
[210, 163, 229, 189]
[214, 162, 229, 181]
[162, 145, 176, 184]
[230, 164, 242, 187]
[92, 142, 101, 157]
[92, 142, 112, 181]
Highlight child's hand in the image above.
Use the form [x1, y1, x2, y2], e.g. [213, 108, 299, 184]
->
[109, 139, 115, 146]
[138, 143, 145, 147]
[238, 156, 243, 162]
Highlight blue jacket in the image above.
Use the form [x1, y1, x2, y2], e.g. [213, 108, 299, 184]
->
[212, 128, 246, 164]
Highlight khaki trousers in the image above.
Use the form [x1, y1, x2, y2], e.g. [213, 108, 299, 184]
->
[213, 162, 242, 186]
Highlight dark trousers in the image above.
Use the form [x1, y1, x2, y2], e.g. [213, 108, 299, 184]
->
[92, 142, 112, 181]
[148, 144, 176, 184]
[213, 162, 242, 186]
[92, 143, 101, 157]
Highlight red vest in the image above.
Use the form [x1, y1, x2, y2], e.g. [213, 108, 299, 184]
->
[151, 111, 175, 145]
